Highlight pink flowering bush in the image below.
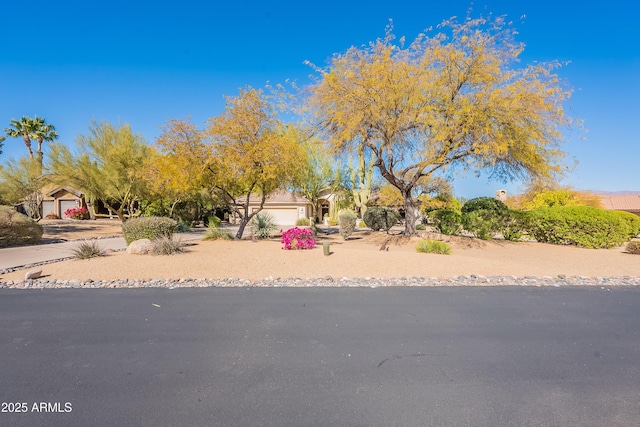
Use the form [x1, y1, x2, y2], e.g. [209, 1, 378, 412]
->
[281, 227, 316, 250]
[64, 206, 89, 220]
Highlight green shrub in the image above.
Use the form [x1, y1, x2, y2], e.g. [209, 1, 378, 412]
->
[611, 211, 640, 238]
[528, 206, 633, 249]
[251, 212, 277, 239]
[206, 215, 222, 228]
[122, 216, 177, 245]
[296, 217, 311, 226]
[431, 209, 462, 235]
[150, 236, 184, 255]
[175, 221, 191, 233]
[416, 239, 451, 254]
[498, 210, 530, 241]
[358, 220, 366, 228]
[202, 226, 234, 241]
[0, 205, 43, 248]
[338, 209, 357, 240]
[626, 241, 640, 254]
[416, 223, 426, 231]
[363, 206, 399, 232]
[462, 210, 498, 240]
[461, 197, 508, 214]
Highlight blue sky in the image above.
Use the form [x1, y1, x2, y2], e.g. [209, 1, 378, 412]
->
[1, 0, 638, 198]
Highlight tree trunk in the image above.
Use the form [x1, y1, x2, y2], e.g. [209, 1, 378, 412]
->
[22, 133, 34, 159]
[403, 191, 419, 236]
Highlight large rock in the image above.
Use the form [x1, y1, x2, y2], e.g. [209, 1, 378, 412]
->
[126, 239, 154, 255]
[25, 269, 42, 280]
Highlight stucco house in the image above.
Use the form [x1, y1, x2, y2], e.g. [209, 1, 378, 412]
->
[41, 186, 86, 219]
[232, 189, 337, 226]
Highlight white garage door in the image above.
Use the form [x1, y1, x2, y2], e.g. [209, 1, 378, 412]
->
[60, 200, 79, 219]
[255, 208, 298, 226]
[42, 201, 55, 218]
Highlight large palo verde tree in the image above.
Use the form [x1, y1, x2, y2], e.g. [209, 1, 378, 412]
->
[309, 16, 575, 235]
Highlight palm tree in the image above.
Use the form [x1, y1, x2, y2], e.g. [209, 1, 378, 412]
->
[0, 135, 5, 156]
[4, 116, 58, 166]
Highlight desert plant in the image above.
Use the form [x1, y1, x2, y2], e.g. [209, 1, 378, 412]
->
[72, 240, 105, 259]
[498, 210, 530, 241]
[64, 206, 89, 220]
[415, 224, 426, 231]
[416, 239, 451, 254]
[0, 205, 43, 248]
[323, 240, 331, 255]
[281, 227, 316, 250]
[462, 210, 499, 240]
[431, 209, 462, 235]
[150, 236, 184, 255]
[202, 226, 234, 240]
[338, 209, 357, 240]
[611, 211, 640, 238]
[175, 221, 191, 233]
[122, 216, 177, 245]
[461, 197, 508, 214]
[626, 241, 640, 255]
[45, 213, 61, 220]
[296, 217, 311, 226]
[251, 212, 277, 239]
[362, 206, 399, 232]
[528, 206, 633, 249]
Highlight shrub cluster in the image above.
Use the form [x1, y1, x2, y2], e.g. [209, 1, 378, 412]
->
[528, 206, 634, 249]
[431, 209, 462, 235]
[251, 212, 277, 239]
[0, 205, 43, 248]
[338, 209, 357, 240]
[296, 217, 311, 226]
[461, 197, 508, 214]
[416, 239, 451, 254]
[122, 216, 177, 245]
[281, 227, 316, 250]
[363, 206, 399, 232]
[149, 236, 184, 255]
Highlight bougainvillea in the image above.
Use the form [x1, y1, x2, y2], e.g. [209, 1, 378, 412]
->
[281, 227, 316, 250]
[64, 206, 89, 220]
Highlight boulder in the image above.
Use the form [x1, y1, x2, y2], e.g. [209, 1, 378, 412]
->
[25, 269, 42, 280]
[126, 239, 154, 255]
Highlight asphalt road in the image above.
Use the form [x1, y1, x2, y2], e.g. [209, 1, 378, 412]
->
[1, 287, 639, 426]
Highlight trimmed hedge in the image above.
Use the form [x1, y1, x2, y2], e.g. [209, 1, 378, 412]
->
[363, 206, 399, 232]
[461, 197, 508, 214]
[122, 216, 177, 245]
[0, 205, 43, 248]
[431, 209, 462, 235]
[528, 206, 634, 249]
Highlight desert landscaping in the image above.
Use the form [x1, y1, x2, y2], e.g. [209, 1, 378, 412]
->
[1, 219, 639, 286]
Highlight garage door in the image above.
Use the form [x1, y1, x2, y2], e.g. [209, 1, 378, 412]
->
[42, 201, 55, 218]
[60, 200, 79, 219]
[255, 208, 298, 226]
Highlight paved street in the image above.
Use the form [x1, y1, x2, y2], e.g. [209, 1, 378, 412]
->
[1, 286, 639, 426]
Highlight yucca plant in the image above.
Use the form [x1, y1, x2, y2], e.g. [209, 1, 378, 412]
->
[251, 212, 277, 239]
[72, 240, 105, 259]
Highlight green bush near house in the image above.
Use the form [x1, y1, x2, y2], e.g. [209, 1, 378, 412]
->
[416, 239, 451, 254]
[0, 205, 43, 248]
[202, 226, 234, 240]
[462, 210, 498, 240]
[461, 197, 508, 214]
[363, 206, 399, 232]
[415, 223, 426, 230]
[611, 211, 640, 238]
[431, 209, 462, 235]
[498, 210, 531, 241]
[122, 216, 177, 245]
[528, 206, 634, 249]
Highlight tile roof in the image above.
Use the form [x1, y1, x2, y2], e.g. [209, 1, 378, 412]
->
[600, 195, 640, 212]
[237, 189, 310, 205]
